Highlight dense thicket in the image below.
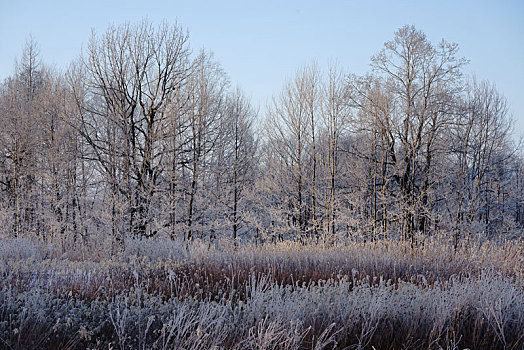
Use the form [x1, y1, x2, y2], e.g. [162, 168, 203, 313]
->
[0, 22, 521, 251]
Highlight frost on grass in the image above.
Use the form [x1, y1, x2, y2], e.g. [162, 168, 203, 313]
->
[0, 237, 523, 349]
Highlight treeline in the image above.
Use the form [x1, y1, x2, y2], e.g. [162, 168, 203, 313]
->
[0, 22, 521, 251]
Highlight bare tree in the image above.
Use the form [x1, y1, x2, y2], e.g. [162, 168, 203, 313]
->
[183, 51, 228, 241]
[264, 66, 316, 241]
[72, 20, 191, 247]
[0, 38, 44, 237]
[449, 78, 513, 246]
[320, 64, 350, 239]
[223, 88, 257, 241]
[365, 25, 467, 245]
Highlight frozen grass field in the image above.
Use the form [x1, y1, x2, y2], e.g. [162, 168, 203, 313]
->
[0, 236, 523, 349]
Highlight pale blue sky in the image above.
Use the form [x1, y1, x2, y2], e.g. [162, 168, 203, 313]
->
[1, 0, 523, 137]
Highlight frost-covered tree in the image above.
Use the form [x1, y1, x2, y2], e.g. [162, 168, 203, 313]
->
[72, 20, 192, 244]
